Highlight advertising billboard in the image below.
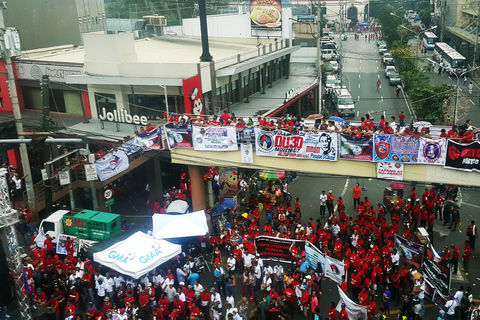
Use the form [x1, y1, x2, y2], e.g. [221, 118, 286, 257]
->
[250, 0, 282, 30]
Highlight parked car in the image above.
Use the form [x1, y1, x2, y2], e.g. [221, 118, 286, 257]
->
[389, 73, 401, 85]
[379, 44, 388, 55]
[376, 40, 386, 47]
[330, 60, 339, 72]
[333, 88, 355, 118]
[385, 66, 397, 78]
[382, 53, 394, 65]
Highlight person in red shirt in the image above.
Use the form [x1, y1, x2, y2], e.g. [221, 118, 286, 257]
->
[139, 289, 149, 315]
[326, 191, 335, 216]
[340, 275, 348, 293]
[367, 294, 377, 319]
[44, 235, 55, 257]
[452, 245, 460, 274]
[170, 307, 179, 320]
[420, 206, 428, 227]
[151, 305, 163, 320]
[328, 301, 337, 319]
[65, 300, 76, 318]
[340, 303, 349, 320]
[463, 240, 472, 275]
[158, 293, 170, 318]
[34, 288, 48, 305]
[283, 284, 296, 316]
[173, 295, 185, 318]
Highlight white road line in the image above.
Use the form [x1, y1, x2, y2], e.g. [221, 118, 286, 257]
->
[358, 84, 361, 89]
[358, 96, 360, 101]
[470, 99, 475, 105]
[359, 74, 361, 79]
[377, 66, 379, 71]
[459, 87, 463, 92]
[334, 177, 350, 212]
[378, 74, 380, 79]
[381, 96, 384, 101]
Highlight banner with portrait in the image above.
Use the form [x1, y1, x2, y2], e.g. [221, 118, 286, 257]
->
[417, 138, 447, 165]
[324, 255, 345, 284]
[255, 129, 338, 161]
[134, 127, 163, 151]
[255, 236, 305, 262]
[165, 124, 193, 149]
[444, 140, 480, 172]
[394, 235, 424, 268]
[373, 135, 419, 162]
[56, 233, 79, 257]
[237, 128, 256, 144]
[95, 150, 130, 181]
[193, 126, 238, 151]
[339, 134, 373, 161]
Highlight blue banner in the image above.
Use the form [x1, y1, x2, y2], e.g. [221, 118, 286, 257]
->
[237, 128, 256, 144]
[135, 127, 163, 150]
[373, 135, 419, 163]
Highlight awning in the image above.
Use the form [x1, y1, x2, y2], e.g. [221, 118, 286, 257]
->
[152, 211, 209, 239]
[93, 231, 181, 279]
[216, 46, 301, 77]
[263, 80, 318, 117]
[65, 74, 184, 86]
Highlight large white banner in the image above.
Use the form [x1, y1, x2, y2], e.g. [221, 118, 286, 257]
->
[193, 126, 238, 151]
[336, 286, 368, 320]
[95, 150, 130, 181]
[324, 255, 345, 284]
[417, 137, 447, 165]
[255, 129, 338, 161]
[240, 144, 254, 163]
[377, 162, 404, 180]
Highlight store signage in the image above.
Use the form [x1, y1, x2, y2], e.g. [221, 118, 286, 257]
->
[98, 108, 148, 125]
[14, 62, 83, 83]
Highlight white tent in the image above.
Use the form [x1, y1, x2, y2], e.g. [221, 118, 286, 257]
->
[152, 210, 208, 239]
[166, 200, 189, 214]
[93, 231, 181, 279]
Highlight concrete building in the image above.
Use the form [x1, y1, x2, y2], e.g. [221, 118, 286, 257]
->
[4, 0, 106, 50]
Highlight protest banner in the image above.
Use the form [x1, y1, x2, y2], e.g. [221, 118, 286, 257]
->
[304, 241, 325, 272]
[373, 135, 419, 162]
[193, 126, 238, 151]
[255, 236, 305, 262]
[336, 286, 368, 320]
[56, 234, 79, 257]
[444, 140, 480, 172]
[134, 127, 163, 150]
[377, 162, 404, 181]
[95, 150, 130, 181]
[255, 129, 337, 161]
[422, 244, 450, 296]
[339, 134, 373, 161]
[165, 124, 193, 149]
[394, 235, 424, 268]
[324, 255, 345, 284]
[417, 137, 447, 165]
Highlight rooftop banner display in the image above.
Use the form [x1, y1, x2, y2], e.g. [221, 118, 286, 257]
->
[417, 137, 447, 165]
[339, 134, 373, 161]
[255, 129, 338, 161]
[193, 126, 238, 151]
[373, 135, 419, 163]
[250, 0, 282, 30]
[134, 127, 163, 151]
[95, 149, 130, 181]
[165, 124, 193, 149]
[444, 140, 480, 172]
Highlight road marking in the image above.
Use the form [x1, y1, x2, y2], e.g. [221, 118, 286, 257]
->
[358, 83, 361, 89]
[358, 96, 360, 101]
[381, 96, 384, 101]
[459, 87, 463, 92]
[334, 177, 350, 212]
[470, 99, 475, 105]
[377, 66, 379, 71]
[359, 66, 362, 70]
[359, 74, 361, 79]
[461, 202, 480, 209]
[378, 74, 380, 79]
[356, 111, 359, 117]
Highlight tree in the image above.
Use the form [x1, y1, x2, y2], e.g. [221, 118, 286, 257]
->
[409, 84, 453, 122]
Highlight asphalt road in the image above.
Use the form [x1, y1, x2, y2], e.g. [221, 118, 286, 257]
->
[326, 33, 412, 124]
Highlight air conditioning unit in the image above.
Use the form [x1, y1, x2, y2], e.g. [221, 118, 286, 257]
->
[143, 15, 167, 26]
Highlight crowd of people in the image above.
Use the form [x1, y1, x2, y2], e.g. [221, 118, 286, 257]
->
[21, 173, 479, 320]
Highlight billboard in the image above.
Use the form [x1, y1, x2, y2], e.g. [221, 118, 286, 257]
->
[250, 0, 282, 30]
[182, 75, 203, 115]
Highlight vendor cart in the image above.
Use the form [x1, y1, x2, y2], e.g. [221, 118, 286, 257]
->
[383, 187, 398, 210]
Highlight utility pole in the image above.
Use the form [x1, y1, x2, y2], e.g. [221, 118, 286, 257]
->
[0, 5, 36, 218]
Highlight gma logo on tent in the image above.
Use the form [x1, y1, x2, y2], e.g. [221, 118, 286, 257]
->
[108, 248, 163, 264]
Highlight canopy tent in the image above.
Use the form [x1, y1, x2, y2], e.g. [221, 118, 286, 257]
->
[152, 210, 208, 239]
[166, 200, 189, 214]
[93, 231, 181, 279]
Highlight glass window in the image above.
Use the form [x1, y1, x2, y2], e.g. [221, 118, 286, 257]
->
[95, 93, 116, 116]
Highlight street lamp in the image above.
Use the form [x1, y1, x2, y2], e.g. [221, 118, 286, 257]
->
[390, 12, 406, 24]
[427, 58, 480, 124]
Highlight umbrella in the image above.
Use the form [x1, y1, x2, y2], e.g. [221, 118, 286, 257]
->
[306, 114, 324, 120]
[210, 205, 225, 215]
[329, 116, 347, 124]
[259, 170, 286, 180]
[413, 121, 432, 128]
[166, 200, 189, 214]
[358, 22, 370, 27]
[444, 200, 460, 208]
[220, 199, 236, 209]
[390, 181, 407, 190]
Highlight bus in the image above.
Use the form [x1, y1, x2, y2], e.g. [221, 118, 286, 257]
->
[434, 42, 467, 75]
[421, 31, 438, 50]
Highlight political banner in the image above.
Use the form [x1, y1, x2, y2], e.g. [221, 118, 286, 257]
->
[119, 139, 143, 156]
[336, 286, 368, 320]
[444, 140, 480, 172]
[373, 135, 419, 162]
[56, 233, 79, 257]
[432, 289, 448, 309]
[165, 124, 193, 149]
[240, 144, 254, 163]
[95, 150, 130, 181]
[254, 236, 305, 262]
[324, 255, 345, 284]
[84, 164, 98, 181]
[237, 128, 256, 144]
[422, 244, 450, 296]
[423, 279, 435, 302]
[339, 134, 373, 161]
[134, 127, 163, 151]
[304, 241, 325, 272]
[255, 129, 338, 161]
[394, 235, 424, 268]
[417, 138, 447, 165]
[377, 162, 404, 181]
[193, 126, 238, 151]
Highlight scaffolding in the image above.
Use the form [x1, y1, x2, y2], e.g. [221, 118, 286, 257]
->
[0, 168, 31, 320]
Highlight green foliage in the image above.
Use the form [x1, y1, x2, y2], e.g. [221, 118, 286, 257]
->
[368, 1, 383, 18]
[408, 84, 454, 122]
[417, 0, 432, 28]
[401, 69, 429, 92]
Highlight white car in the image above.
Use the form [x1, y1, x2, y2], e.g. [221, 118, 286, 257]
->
[330, 60, 339, 72]
[385, 66, 397, 78]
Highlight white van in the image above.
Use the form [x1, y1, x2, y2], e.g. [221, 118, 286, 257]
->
[322, 49, 337, 60]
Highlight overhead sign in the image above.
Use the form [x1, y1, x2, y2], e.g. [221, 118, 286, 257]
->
[297, 15, 315, 22]
[193, 126, 238, 151]
[250, 0, 282, 30]
[14, 62, 83, 83]
[373, 135, 419, 162]
[84, 164, 98, 181]
[444, 140, 480, 172]
[377, 162, 404, 180]
[255, 129, 338, 161]
[98, 107, 148, 126]
[417, 137, 447, 165]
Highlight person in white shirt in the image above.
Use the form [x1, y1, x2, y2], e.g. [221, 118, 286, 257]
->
[177, 288, 186, 302]
[414, 277, 425, 315]
[193, 280, 204, 297]
[227, 254, 236, 278]
[103, 273, 115, 298]
[390, 116, 397, 133]
[254, 261, 262, 291]
[319, 191, 327, 216]
[96, 279, 106, 298]
[263, 264, 273, 277]
[210, 288, 222, 308]
[445, 294, 457, 319]
[391, 249, 400, 266]
[454, 286, 464, 308]
[242, 251, 255, 269]
[256, 254, 264, 268]
[262, 275, 272, 292]
[114, 273, 125, 288]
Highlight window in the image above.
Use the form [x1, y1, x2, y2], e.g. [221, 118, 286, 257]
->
[42, 221, 55, 233]
[95, 93, 116, 116]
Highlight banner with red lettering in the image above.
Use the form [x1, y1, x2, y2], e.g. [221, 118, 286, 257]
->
[255, 236, 305, 262]
[255, 129, 338, 161]
[183, 75, 203, 115]
[444, 140, 480, 172]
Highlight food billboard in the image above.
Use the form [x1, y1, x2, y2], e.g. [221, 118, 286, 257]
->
[250, 0, 282, 30]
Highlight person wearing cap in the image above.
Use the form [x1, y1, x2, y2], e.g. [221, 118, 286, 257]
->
[339, 303, 348, 320]
[213, 263, 227, 297]
[34, 288, 48, 306]
[444, 293, 457, 320]
[227, 253, 236, 278]
[300, 285, 310, 319]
